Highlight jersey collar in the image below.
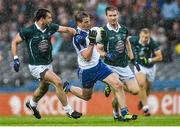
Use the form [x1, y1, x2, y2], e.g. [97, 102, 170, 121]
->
[35, 22, 46, 33]
[107, 23, 121, 32]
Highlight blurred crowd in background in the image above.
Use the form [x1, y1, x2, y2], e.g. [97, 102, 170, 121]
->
[0, 0, 180, 89]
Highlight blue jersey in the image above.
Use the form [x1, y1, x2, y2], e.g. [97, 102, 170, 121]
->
[72, 27, 112, 88]
[72, 27, 100, 69]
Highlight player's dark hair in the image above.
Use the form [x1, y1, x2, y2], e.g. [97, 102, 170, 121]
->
[141, 28, 150, 34]
[105, 5, 118, 15]
[34, 8, 51, 21]
[75, 11, 89, 23]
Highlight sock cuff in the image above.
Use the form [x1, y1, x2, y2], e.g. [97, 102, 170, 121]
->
[142, 105, 149, 111]
[63, 105, 73, 115]
[30, 99, 37, 107]
[121, 107, 128, 116]
[113, 110, 119, 118]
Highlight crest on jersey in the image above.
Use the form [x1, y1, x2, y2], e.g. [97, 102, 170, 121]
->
[38, 40, 49, 53]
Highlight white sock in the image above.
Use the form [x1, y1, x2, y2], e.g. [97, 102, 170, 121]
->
[30, 98, 37, 107]
[63, 105, 73, 115]
[113, 110, 119, 118]
[142, 105, 149, 111]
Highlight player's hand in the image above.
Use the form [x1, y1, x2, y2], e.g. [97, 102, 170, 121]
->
[100, 27, 106, 39]
[140, 57, 148, 64]
[131, 59, 141, 71]
[13, 56, 20, 72]
[105, 53, 116, 62]
[89, 30, 97, 45]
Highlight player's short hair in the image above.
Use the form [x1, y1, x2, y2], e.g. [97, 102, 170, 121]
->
[34, 8, 51, 21]
[140, 28, 151, 34]
[105, 5, 118, 15]
[75, 11, 89, 23]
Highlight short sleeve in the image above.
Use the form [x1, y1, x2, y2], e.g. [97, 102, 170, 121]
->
[19, 28, 31, 40]
[151, 39, 160, 52]
[73, 34, 87, 52]
[50, 23, 59, 33]
[129, 36, 137, 45]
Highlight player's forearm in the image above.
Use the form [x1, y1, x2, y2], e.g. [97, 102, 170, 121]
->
[96, 48, 106, 58]
[60, 26, 76, 35]
[127, 50, 134, 60]
[66, 27, 76, 35]
[149, 55, 163, 63]
[96, 44, 106, 58]
[126, 40, 134, 60]
[149, 50, 163, 63]
[11, 34, 22, 58]
[81, 45, 94, 61]
[11, 40, 18, 58]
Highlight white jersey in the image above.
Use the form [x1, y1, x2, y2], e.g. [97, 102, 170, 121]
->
[73, 28, 100, 69]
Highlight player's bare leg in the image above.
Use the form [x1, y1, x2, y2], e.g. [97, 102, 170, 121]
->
[67, 85, 93, 101]
[103, 73, 137, 121]
[110, 88, 138, 121]
[136, 72, 150, 116]
[125, 79, 140, 95]
[146, 80, 151, 96]
[44, 69, 82, 119]
[32, 81, 49, 102]
[26, 81, 49, 119]
[44, 70, 68, 106]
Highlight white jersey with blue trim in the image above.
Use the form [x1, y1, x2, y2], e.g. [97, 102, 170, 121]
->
[73, 27, 100, 69]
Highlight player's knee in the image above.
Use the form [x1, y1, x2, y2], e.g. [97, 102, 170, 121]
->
[54, 79, 63, 87]
[113, 81, 123, 90]
[137, 79, 146, 88]
[131, 87, 140, 95]
[139, 82, 146, 89]
[131, 90, 139, 95]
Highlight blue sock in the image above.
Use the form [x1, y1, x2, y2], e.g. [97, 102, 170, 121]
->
[67, 83, 72, 92]
[121, 107, 128, 116]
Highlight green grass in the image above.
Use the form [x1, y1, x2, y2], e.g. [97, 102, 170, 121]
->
[0, 115, 180, 126]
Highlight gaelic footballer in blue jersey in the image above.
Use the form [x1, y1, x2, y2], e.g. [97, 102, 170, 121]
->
[63, 11, 136, 121]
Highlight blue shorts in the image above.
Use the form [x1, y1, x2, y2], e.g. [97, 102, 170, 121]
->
[78, 60, 113, 88]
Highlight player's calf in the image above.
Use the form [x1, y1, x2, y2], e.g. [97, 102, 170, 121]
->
[137, 101, 143, 110]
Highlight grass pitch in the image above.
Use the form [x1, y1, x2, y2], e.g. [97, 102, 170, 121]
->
[0, 115, 180, 126]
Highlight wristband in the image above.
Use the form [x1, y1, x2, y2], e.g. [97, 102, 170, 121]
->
[14, 56, 18, 59]
[148, 58, 152, 63]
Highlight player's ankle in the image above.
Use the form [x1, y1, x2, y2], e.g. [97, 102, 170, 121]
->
[142, 105, 149, 113]
[30, 98, 38, 107]
[63, 104, 73, 115]
[113, 110, 119, 118]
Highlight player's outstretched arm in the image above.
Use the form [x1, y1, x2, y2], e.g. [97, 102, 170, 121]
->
[11, 33, 23, 72]
[126, 36, 134, 60]
[58, 26, 77, 35]
[150, 50, 163, 63]
[96, 43, 106, 57]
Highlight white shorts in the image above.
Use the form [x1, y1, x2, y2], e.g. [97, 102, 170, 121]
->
[107, 65, 135, 82]
[134, 64, 156, 82]
[28, 64, 53, 79]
